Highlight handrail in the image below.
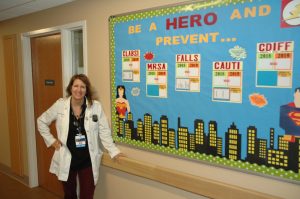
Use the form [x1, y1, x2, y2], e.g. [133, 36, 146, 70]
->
[101, 152, 281, 199]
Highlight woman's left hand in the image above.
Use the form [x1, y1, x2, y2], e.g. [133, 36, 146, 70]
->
[113, 153, 125, 163]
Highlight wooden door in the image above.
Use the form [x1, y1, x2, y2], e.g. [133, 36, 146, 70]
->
[31, 33, 64, 197]
[3, 35, 23, 176]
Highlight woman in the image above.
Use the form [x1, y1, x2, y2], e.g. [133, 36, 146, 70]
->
[37, 74, 122, 199]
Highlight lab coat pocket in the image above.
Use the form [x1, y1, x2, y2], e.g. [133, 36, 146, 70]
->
[90, 120, 99, 132]
[59, 145, 71, 169]
[49, 150, 60, 173]
[95, 151, 104, 170]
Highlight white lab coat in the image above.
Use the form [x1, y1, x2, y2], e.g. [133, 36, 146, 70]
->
[37, 97, 120, 185]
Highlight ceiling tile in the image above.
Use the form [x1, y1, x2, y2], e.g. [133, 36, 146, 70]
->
[0, 0, 75, 22]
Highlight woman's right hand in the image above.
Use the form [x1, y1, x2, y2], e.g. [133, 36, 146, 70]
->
[51, 139, 61, 150]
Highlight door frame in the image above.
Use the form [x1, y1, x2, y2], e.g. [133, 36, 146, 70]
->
[21, 21, 87, 187]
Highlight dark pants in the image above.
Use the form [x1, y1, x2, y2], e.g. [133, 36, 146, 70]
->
[62, 166, 95, 199]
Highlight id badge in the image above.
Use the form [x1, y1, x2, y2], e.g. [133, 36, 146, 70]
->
[75, 134, 86, 148]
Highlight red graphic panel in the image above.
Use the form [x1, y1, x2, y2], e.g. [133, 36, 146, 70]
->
[281, 0, 300, 28]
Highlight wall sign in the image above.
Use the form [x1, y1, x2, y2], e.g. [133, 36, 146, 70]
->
[110, 0, 300, 183]
[44, 79, 55, 86]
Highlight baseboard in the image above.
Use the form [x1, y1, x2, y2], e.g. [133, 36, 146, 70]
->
[0, 163, 29, 186]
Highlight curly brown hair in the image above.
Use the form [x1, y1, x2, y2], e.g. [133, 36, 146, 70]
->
[66, 74, 94, 106]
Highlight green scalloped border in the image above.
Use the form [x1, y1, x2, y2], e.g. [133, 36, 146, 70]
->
[110, 0, 254, 24]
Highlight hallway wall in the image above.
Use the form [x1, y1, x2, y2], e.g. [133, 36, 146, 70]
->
[0, 0, 299, 198]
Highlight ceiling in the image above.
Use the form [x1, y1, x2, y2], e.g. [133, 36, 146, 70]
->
[0, 0, 75, 22]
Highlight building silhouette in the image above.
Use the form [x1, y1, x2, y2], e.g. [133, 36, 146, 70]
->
[137, 118, 144, 141]
[288, 138, 300, 173]
[270, 128, 275, 149]
[246, 126, 257, 163]
[124, 120, 133, 140]
[225, 122, 241, 161]
[116, 118, 124, 137]
[267, 149, 288, 170]
[153, 121, 160, 145]
[257, 138, 267, 165]
[208, 121, 218, 156]
[169, 128, 176, 148]
[128, 112, 133, 121]
[161, 115, 169, 147]
[194, 119, 206, 153]
[144, 113, 152, 144]
[217, 137, 223, 157]
[177, 117, 189, 151]
[189, 134, 195, 151]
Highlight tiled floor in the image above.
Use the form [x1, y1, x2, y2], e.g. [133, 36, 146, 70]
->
[0, 172, 61, 199]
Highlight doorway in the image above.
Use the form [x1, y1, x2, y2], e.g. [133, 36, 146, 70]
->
[31, 33, 63, 196]
[21, 21, 87, 189]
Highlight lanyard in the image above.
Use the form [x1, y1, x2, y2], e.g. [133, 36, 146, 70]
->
[71, 109, 84, 135]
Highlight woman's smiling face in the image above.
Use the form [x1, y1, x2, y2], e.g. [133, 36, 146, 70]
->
[71, 79, 86, 101]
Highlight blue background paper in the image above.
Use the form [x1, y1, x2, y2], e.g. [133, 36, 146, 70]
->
[113, 1, 300, 159]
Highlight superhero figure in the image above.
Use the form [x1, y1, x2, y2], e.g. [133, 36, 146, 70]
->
[116, 85, 130, 119]
[280, 87, 300, 142]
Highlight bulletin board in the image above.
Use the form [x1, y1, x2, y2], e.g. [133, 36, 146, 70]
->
[109, 0, 300, 183]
